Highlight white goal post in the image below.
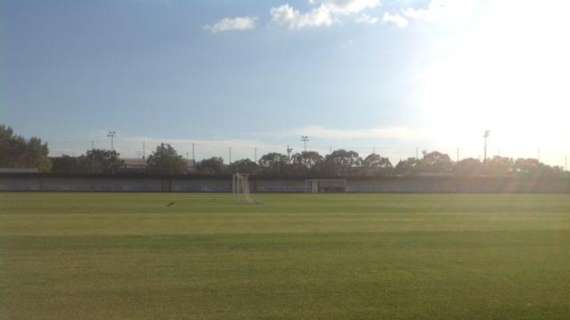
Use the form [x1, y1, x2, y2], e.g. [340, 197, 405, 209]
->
[305, 179, 347, 193]
[232, 173, 256, 203]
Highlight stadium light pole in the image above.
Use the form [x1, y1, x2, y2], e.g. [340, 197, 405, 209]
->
[301, 136, 309, 152]
[107, 131, 116, 151]
[483, 130, 490, 163]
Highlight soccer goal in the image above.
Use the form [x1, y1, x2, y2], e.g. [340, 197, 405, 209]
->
[305, 179, 347, 193]
[232, 173, 256, 204]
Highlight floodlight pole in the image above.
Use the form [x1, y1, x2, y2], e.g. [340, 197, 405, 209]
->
[483, 130, 490, 163]
[107, 131, 116, 151]
[301, 136, 309, 152]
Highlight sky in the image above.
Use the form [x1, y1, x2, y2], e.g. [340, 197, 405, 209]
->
[1, 0, 569, 167]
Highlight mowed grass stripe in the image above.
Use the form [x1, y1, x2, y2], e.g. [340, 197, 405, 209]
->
[2, 193, 570, 215]
[1, 193, 570, 319]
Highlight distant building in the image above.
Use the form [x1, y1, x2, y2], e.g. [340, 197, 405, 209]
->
[121, 158, 148, 174]
[120, 158, 196, 174]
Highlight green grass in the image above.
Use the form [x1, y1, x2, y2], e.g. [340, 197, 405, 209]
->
[1, 193, 570, 320]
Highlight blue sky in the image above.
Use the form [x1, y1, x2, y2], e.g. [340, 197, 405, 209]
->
[1, 0, 568, 166]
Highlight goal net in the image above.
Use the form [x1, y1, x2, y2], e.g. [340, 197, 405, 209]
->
[232, 173, 256, 204]
[305, 179, 347, 193]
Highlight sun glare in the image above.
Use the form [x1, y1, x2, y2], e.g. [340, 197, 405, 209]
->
[417, 1, 570, 160]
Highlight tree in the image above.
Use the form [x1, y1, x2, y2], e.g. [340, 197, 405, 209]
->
[320, 149, 362, 177]
[484, 156, 514, 176]
[292, 151, 323, 169]
[51, 155, 82, 174]
[197, 157, 225, 175]
[0, 124, 51, 172]
[258, 153, 289, 168]
[454, 158, 483, 176]
[229, 159, 259, 174]
[258, 152, 289, 175]
[79, 149, 125, 175]
[417, 151, 453, 174]
[362, 153, 393, 176]
[395, 158, 420, 176]
[146, 143, 187, 175]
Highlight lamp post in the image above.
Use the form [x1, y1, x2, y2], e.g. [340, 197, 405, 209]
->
[483, 130, 491, 162]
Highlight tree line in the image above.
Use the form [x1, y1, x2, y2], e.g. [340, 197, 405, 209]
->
[1, 124, 567, 178]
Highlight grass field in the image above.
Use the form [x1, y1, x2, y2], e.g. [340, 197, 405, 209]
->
[1, 193, 570, 319]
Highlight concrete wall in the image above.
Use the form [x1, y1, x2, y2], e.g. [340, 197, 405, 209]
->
[346, 177, 570, 193]
[254, 179, 306, 193]
[0, 175, 568, 193]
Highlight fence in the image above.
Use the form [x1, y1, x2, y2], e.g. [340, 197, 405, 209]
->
[1, 174, 569, 193]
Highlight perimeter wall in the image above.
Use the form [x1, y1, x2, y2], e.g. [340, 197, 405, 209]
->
[1, 175, 569, 193]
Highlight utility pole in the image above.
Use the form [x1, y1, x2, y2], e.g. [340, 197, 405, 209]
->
[192, 143, 195, 162]
[483, 130, 490, 163]
[229, 147, 232, 164]
[142, 141, 146, 160]
[107, 131, 116, 151]
[301, 136, 309, 152]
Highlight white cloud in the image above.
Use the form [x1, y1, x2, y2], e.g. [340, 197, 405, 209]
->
[271, 0, 381, 30]
[295, 126, 423, 141]
[356, 14, 379, 24]
[321, 0, 382, 15]
[401, 0, 477, 25]
[271, 4, 335, 29]
[401, 0, 446, 23]
[382, 12, 408, 28]
[204, 16, 258, 34]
